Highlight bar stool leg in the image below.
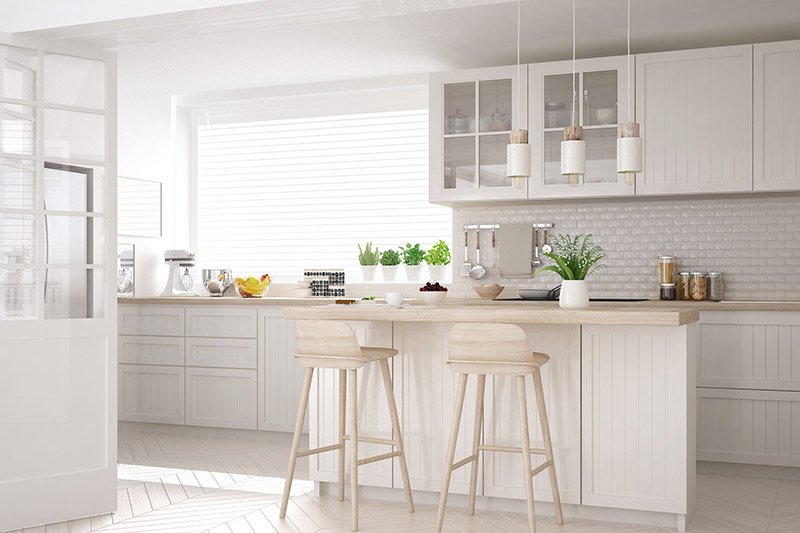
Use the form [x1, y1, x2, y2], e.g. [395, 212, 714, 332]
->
[338, 369, 347, 502]
[379, 359, 415, 513]
[533, 367, 563, 525]
[280, 366, 314, 519]
[468, 374, 486, 516]
[516, 375, 537, 533]
[349, 368, 359, 532]
[435, 372, 469, 533]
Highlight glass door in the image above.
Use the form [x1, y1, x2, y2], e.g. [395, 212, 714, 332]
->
[0, 37, 117, 532]
[529, 56, 633, 198]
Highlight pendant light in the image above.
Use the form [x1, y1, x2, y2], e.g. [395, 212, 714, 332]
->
[617, 0, 642, 186]
[507, 0, 530, 190]
[561, 0, 585, 187]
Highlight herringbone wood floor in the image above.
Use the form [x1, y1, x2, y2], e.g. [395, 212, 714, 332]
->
[4, 428, 800, 533]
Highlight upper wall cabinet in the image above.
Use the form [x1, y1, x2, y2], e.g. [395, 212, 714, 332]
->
[636, 45, 753, 195]
[429, 65, 528, 203]
[754, 40, 800, 191]
[529, 55, 634, 199]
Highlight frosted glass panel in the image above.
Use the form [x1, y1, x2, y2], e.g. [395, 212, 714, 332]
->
[544, 130, 568, 185]
[583, 70, 618, 126]
[479, 79, 512, 132]
[44, 54, 105, 110]
[0, 213, 36, 264]
[443, 82, 475, 134]
[443, 136, 475, 189]
[479, 135, 511, 187]
[0, 158, 35, 209]
[44, 108, 105, 162]
[118, 177, 161, 237]
[0, 268, 36, 319]
[0, 103, 35, 155]
[584, 128, 618, 184]
[44, 268, 88, 319]
[44, 162, 91, 213]
[544, 74, 577, 129]
[0, 45, 37, 101]
[45, 215, 89, 265]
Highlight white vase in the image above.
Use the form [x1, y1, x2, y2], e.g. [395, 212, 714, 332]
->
[405, 264, 423, 282]
[381, 265, 399, 282]
[559, 280, 589, 308]
[427, 264, 448, 282]
[361, 265, 378, 282]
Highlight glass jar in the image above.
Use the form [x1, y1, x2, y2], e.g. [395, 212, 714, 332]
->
[545, 102, 567, 128]
[708, 272, 724, 301]
[689, 272, 707, 301]
[658, 256, 676, 284]
[659, 283, 677, 301]
[678, 272, 691, 300]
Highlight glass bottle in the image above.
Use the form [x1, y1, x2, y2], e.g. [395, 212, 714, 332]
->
[583, 90, 592, 126]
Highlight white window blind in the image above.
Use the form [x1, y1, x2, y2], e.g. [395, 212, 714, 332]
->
[196, 108, 452, 282]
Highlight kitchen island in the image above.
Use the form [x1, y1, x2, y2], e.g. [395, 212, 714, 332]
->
[283, 301, 699, 531]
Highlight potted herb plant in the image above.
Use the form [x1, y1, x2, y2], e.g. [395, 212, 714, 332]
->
[424, 240, 451, 281]
[400, 243, 425, 282]
[358, 242, 380, 282]
[380, 248, 401, 282]
[533, 233, 606, 308]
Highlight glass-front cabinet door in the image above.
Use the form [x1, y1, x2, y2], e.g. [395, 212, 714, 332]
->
[430, 65, 528, 202]
[529, 56, 634, 198]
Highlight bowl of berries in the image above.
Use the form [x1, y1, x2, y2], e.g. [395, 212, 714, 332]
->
[419, 280, 448, 306]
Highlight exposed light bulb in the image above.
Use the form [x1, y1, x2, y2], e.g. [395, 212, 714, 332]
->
[512, 176, 526, 189]
[568, 175, 580, 187]
[623, 171, 636, 186]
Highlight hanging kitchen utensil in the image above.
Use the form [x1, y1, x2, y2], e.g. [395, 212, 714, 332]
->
[491, 229, 501, 276]
[460, 230, 472, 276]
[542, 228, 552, 254]
[470, 229, 486, 280]
[531, 228, 541, 267]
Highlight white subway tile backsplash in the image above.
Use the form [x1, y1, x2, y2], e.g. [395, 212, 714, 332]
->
[450, 194, 800, 301]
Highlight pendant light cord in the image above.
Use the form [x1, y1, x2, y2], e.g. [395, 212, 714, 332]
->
[627, 0, 632, 122]
[516, 0, 521, 126]
[572, 0, 576, 127]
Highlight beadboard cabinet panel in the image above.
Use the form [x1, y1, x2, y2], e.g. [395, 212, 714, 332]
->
[754, 40, 800, 191]
[308, 321, 394, 489]
[186, 337, 257, 369]
[118, 364, 185, 424]
[185, 307, 257, 338]
[698, 311, 800, 391]
[119, 305, 184, 336]
[581, 324, 697, 515]
[484, 325, 581, 505]
[118, 335, 185, 366]
[698, 388, 800, 467]
[185, 367, 257, 430]
[636, 45, 753, 195]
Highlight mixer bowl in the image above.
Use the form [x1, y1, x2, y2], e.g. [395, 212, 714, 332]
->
[202, 269, 233, 297]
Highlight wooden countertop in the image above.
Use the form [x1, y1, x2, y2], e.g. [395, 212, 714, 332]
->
[118, 296, 340, 306]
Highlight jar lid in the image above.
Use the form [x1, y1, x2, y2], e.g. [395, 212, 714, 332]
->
[679, 272, 690, 276]
[708, 272, 723, 276]
[659, 283, 676, 288]
[690, 271, 707, 276]
[658, 256, 676, 261]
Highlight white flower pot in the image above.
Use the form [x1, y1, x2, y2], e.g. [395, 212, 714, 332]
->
[381, 265, 399, 282]
[405, 264, 423, 282]
[427, 264, 448, 282]
[559, 280, 589, 308]
[361, 265, 378, 282]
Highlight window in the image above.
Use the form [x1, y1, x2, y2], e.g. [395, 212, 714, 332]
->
[195, 98, 452, 282]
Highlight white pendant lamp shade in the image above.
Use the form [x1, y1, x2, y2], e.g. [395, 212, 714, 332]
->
[617, 122, 642, 186]
[507, 129, 531, 189]
[561, 125, 585, 187]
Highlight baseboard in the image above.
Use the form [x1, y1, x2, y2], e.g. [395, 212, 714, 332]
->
[118, 421, 303, 444]
[698, 460, 800, 480]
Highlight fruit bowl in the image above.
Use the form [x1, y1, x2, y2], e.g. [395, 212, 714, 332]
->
[419, 281, 448, 306]
[473, 283, 504, 300]
[235, 274, 271, 298]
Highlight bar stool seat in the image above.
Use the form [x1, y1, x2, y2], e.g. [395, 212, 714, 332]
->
[280, 320, 414, 532]
[436, 323, 564, 533]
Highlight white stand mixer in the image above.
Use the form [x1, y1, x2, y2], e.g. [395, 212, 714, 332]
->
[161, 249, 199, 297]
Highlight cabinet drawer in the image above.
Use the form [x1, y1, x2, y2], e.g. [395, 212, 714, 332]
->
[118, 364, 185, 425]
[185, 367, 257, 430]
[186, 337, 257, 369]
[185, 306, 257, 338]
[119, 335, 185, 366]
[698, 387, 800, 467]
[119, 305, 184, 336]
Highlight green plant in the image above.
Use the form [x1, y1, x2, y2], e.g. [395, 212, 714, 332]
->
[358, 242, 380, 266]
[533, 233, 607, 280]
[400, 243, 425, 266]
[380, 249, 401, 266]
[424, 240, 451, 265]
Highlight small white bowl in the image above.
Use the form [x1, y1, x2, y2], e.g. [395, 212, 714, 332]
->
[420, 290, 447, 306]
[295, 288, 312, 298]
[385, 292, 404, 306]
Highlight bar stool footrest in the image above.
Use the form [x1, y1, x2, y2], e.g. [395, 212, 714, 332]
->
[343, 435, 396, 446]
[530, 459, 554, 478]
[478, 444, 546, 455]
[451, 453, 479, 471]
[297, 443, 343, 458]
[357, 450, 400, 466]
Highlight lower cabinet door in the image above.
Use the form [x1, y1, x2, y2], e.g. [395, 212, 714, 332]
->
[118, 364, 185, 424]
[185, 367, 258, 430]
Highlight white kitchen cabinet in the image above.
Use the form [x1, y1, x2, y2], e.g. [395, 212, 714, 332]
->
[185, 367, 258, 430]
[483, 325, 581, 505]
[119, 335, 185, 366]
[529, 55, 634, 198]
[119, 305, 184, 336]
[309, 321, 394, 488]
[581, 324, 697, 516]
[636, 45, 753, 195]
[185, 306, 257, 338]
[186, 337, 257, 369]
[754, 40, 800, 191]
[118, 364, 185, 424]
[429, 65, 529, 203]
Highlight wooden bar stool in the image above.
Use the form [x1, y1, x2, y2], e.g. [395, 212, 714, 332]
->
[280, 320, 414, 532]
[435, 323, 564, 533]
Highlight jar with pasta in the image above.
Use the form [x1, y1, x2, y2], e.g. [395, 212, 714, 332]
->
[689, 272, 707, 301]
